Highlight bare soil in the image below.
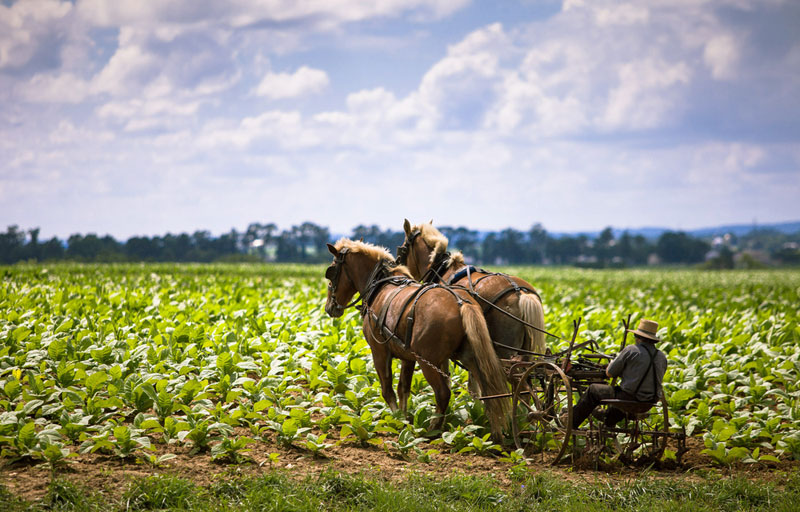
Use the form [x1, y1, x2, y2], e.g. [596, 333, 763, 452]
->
[2, 433, 797, 504]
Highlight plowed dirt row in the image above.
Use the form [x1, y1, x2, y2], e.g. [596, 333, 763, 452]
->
[3, 435, 796, 504]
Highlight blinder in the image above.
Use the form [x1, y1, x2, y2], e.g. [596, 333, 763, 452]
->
[326, 246, 350, 292]
[324, 264, 336, 281]
[396, 229, 420, 266]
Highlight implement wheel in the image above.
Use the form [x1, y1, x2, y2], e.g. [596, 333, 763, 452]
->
[512, 361, 573, 465]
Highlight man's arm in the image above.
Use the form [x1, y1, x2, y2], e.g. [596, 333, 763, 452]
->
[605, 346, 632, 379]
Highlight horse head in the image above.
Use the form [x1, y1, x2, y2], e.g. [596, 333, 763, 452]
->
[324, 238, 395, 317]
[401, 219, 447, 282]
[324, 243, 357, 318]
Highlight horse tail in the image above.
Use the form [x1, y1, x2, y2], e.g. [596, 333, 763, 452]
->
[519, 292, 546, 356]
[461, 303, 511, 439]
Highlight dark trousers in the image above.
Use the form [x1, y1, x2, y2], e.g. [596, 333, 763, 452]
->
[572, 384, 636, 429]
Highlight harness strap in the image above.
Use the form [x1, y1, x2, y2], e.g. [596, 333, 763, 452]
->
[449, 268, 541, 301]
[482, 284, 539, 314]
[445, 267, 556, 339]
[421, 251, 451, 284]
[362, 260, 395, 307]
[632, 343, 660, 402]
[366, 282, 423, 348]
[447, 265, 479, 285]
[393, 286, 427, 346]
[375, 282, 411, 335]
[400, 283, 465, 346]
[368, 310, 405, 346]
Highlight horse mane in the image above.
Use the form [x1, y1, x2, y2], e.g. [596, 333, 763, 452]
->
[333, 238, 413, 278]
[413, 222, 449, 265]
[448, 251, 465, 268]
[390, 264, 414, 279]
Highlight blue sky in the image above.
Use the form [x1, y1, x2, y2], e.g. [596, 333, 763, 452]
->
[1, 0, 799, 239]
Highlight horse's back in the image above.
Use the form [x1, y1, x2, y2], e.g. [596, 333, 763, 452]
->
[370, 283, 464, 350]
[457, 272, 543, 357]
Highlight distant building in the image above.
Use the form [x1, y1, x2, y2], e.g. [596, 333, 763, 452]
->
[735, 250, 770, 267]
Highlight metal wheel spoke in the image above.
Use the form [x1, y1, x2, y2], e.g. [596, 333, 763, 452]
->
[513, 362, 573, 465]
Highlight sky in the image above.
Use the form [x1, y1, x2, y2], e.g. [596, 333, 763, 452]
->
[1, 0, 799, 240]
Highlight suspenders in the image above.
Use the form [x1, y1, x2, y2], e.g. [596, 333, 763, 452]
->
[631, 343, 660, 403]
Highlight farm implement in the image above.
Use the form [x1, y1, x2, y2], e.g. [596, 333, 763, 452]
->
[482, 316, 688, 467]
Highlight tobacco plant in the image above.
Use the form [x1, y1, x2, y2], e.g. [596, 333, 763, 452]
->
[1, 263, 799, 468]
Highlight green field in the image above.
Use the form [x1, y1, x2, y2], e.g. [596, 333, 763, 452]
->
[1, 264, 800, 508]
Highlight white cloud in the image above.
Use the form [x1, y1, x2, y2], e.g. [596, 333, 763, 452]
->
[703, 34, 739, 80]
[76, 0, 469, 30]
[600, 58, 690, 130]
[484, 37, 593, 136]
[416, 23, 508, 128]
[255, 66, 329, 99]
[593, 3, 650, 26]
[97, 96, 201, 119]
[2, 0, 798, 237]
[195, 110, 321, 150]
[89, 25, 241, 100]
[0, 0, 72, 69]
[17, 72, 91, 103]
[49, 120, 114, 144]
[91, 37, 161, 96]
[685, 142, 768, 197]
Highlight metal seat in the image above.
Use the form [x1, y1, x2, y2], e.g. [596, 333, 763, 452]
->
[599, 398, 656, 418]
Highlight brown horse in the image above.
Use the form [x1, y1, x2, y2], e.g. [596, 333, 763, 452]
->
[397, 220, 547, 366]
[324, 238, 511, 440]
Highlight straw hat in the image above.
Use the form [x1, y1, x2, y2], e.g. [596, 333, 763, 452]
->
[629, 319, 661, 342]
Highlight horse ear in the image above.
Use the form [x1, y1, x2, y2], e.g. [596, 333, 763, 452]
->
[429, 219, 433, 225]
[403, 219, 411, 236]
[358, 237, 364, 242]
[327, 243, 337, 256]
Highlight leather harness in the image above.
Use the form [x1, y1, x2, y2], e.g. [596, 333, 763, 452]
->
[423, 251, 543, 317]
[396, 230, 558, 343]
[327, 249, 468, 350]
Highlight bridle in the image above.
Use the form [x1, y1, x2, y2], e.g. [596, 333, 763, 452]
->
[327, 246, 408, 317]
[325, 247, 362, 312]
[395, 229, 420, 267]
[397, 229, 449, 284]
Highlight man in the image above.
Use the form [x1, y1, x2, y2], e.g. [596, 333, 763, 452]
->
[571, 319, 668, 429]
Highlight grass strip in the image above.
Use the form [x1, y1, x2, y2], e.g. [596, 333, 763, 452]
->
[2, 469, 799, 512]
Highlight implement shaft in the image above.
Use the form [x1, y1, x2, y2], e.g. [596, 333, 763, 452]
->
[479, 390, 531, 401]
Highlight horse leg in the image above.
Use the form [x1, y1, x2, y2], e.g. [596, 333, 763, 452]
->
[418, 361, 450, 432]
[371, 349, 398, 412]
[397, 359, 415, 414]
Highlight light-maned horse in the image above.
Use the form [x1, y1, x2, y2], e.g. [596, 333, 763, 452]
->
[323, 238, 511, 440]
[397, 220, 547, 374]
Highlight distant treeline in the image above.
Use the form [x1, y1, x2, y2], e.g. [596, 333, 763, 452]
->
[2, 222, 799, 267]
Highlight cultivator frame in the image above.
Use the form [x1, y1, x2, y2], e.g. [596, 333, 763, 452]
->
[484, 317, 687, 467]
